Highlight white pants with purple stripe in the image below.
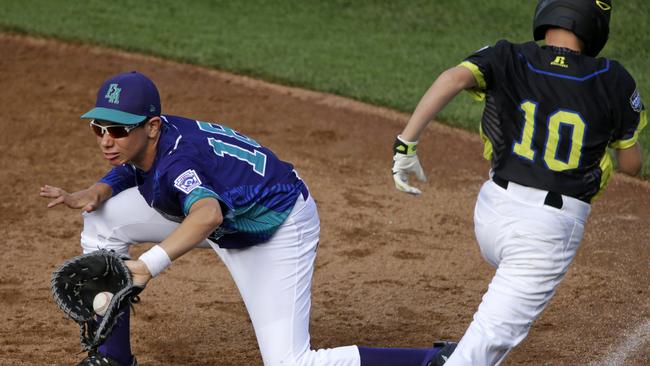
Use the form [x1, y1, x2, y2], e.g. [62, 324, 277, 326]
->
[81, 187, 361, 366]
[445, 180, 591, 365]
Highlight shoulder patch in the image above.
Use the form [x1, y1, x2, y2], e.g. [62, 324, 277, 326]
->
[173, 169, 202, 194]
[630, 89, 644, 112]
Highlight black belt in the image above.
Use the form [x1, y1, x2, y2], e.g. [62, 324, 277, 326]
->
[492, 175, 563, 209]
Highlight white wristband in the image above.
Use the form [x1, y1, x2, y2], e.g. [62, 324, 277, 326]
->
[138, 245, 172, 278]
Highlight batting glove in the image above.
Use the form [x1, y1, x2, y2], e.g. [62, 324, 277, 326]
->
[392, 135, 427, 195]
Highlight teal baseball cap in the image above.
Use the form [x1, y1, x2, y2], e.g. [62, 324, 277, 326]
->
[81, 71, 161, 125]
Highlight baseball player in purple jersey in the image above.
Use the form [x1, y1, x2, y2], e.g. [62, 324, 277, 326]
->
[41, 71, 456, 365]
[392, 0, 646, 365]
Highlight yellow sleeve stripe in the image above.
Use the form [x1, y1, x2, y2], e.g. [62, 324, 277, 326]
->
[459, 61, 486, 89]
[459, 61, 487, 101]
[609, 110, 648, 149]
[591, 151, 614, 202]
[479, 124, 493, 161]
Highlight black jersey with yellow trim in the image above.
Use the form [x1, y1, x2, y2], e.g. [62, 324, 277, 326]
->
[460, 40, 646, 203]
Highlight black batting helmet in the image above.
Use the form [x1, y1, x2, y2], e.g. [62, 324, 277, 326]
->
[533, 0, 612, 57]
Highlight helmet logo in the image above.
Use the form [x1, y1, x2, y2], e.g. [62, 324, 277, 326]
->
[104, 83, 122, 104]
[595, 0, 611, 11]
[550, 56, 569, 68]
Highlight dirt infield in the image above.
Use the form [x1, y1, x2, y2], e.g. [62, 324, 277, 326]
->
[1, 33, 648, 365]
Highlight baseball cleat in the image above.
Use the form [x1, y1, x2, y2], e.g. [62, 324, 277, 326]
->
[76, 352, 138, 366]
[427, 341, 457, 366]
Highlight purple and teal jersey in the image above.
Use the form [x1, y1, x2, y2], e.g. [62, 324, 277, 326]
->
[100, 115, 308, 248]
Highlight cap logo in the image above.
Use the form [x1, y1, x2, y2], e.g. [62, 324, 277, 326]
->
[595, 1, 611, 11]
[105, 83, 122, 104]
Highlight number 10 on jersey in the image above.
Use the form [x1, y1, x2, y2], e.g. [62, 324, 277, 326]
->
[513, 100, 586, 171]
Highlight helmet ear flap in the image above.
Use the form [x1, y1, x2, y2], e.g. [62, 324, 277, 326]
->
[532, 0, 611, 57]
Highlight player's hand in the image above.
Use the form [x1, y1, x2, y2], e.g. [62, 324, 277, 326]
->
[392, 136, 427, 195]
[124, 260, 152, 288]
[39, 185, 103, 212]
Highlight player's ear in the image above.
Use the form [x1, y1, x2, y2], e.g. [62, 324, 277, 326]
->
[146, 117, 161, 138]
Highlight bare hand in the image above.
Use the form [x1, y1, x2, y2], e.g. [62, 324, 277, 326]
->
[125, 260, 153, 287]
[39, 184, 103, 212]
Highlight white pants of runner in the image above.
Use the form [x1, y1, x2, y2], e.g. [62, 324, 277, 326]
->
[445, 179, 591, 366]
[80, 187, 361, 366]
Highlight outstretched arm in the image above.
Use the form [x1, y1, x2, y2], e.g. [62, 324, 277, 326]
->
[125, 197, 223, 286]
[401, 66, 478, 141]
[41, 165, 137, 212]
[39, 182, 113, 212]
[392, 66, 478, 194]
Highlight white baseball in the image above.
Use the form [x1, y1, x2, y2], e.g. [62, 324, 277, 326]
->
[93, 291, 114, 317]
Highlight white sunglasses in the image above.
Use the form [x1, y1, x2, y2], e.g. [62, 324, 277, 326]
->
[89, 119, 147, 138]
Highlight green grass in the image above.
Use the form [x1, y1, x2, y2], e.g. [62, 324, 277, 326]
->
[1, 0, 649, 175]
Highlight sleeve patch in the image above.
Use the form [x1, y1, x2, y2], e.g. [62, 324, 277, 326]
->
[630, 89, 644, 112]
[173, 169, 202, 194]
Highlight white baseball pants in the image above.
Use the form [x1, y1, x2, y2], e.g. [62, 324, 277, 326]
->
[445, 179, 591, 366]
[81, 187, 361, 366]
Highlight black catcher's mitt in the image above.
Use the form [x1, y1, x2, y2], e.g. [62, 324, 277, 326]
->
[51, 249, 144, 351]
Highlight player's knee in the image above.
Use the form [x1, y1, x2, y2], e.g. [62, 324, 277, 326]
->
[80, 211, 130, 256]
[80, 234, 130, 256]
[80, 211, 104, 251]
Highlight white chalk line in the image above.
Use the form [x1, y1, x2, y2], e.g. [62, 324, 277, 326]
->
[589, 319, 650, 366]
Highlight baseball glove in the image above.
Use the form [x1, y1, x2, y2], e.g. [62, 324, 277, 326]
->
[51, 249, 144, 351]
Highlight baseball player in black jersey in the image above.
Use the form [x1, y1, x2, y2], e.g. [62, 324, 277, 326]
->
[391, 0, 646, 364]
